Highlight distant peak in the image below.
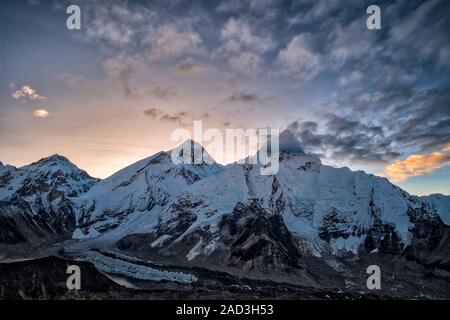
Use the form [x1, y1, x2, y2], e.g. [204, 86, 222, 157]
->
[171, 139, 216, 165]
[178, 139, 204, 150]
[39, 154, 71, 163]
[26, 154, 78, 170]
[0, 161, 3, 167]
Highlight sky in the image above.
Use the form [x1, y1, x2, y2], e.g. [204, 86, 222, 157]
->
[0, 0, 449, 196]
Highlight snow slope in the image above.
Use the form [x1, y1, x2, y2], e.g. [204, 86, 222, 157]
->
[422, 194, 450, 225]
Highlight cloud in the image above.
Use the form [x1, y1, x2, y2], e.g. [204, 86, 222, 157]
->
[12, 85, 46, 101]
[385, 152, 450, 182]
[276, 34, 322, 81]
[229, 51, 262, 76]
[349, 85, 450, 155]
[103, 55, 142, 99]
[143, 108, 188, 126]
[223, 91, 265, 104]
[287, 114, 399, 165]
[219, 18, 273, 55]
[60, 73, 85, 88]
[143, 107, 210, 125]
[85, 2, 153, 47]
[142, 108, 161, 118]
[287, 1, 343, 26]
[147, 84, 178, 99]
[327, 19, 380, 65]
[86, 10, 135, 46]
[338, 70, 363, 86]
[217, 0, 279, 13]
[174, 58, 209, 76]
[200, 112, 210, 119]
[103, 55, 181, 100]
[216, 0, 280, 20]
[145, 24, 202, 59]
[387, 0, 449, 68]
[33, 109, 49, 118]
[218, 18, 274, 76]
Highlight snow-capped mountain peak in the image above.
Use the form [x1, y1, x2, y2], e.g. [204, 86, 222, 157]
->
[0, 155, 99, 244]
[72, 143, 224, 239]
[0, 155, 98, 201]
[170, 139, 217, 165]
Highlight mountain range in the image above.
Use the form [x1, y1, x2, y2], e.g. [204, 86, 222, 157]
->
[0, 132, 449, 299]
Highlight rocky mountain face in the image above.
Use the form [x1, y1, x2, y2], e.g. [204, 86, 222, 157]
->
[0, 155, 98, 245]
[0, 135, 449, 298]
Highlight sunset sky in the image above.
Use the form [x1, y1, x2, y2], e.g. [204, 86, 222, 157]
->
[0, 0, 449, 196]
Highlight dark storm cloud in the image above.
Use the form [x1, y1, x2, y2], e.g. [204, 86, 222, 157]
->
[287, 114, 401, 164]
[331, 84, 450, 155]
[388, 86, 450, 153]
[288, 82, 450, 164]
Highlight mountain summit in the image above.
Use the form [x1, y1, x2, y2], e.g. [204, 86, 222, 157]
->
[171, 139, 217, 165]
[0, 154, 98, 244]
[72, 142, 224, 239]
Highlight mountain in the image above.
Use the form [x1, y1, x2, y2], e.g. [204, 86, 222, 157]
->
[118, 148, 449, 271]
[113, 133, 450, 286]
[0, 155, 98, 245]
[0, 135, 449, 298]
[72, 140, 223, 240]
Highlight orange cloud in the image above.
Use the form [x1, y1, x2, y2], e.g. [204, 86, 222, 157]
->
[385, 153, 450, 182]
[443, 144, 450, 152]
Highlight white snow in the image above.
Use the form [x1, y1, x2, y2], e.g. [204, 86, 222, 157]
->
[186, 239, 204, 261]
[422, 194, 450, 225]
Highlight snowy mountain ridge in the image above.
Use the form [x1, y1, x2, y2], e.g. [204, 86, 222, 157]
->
[0, 155, 98, 244]
[0, 135, 449, 267]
